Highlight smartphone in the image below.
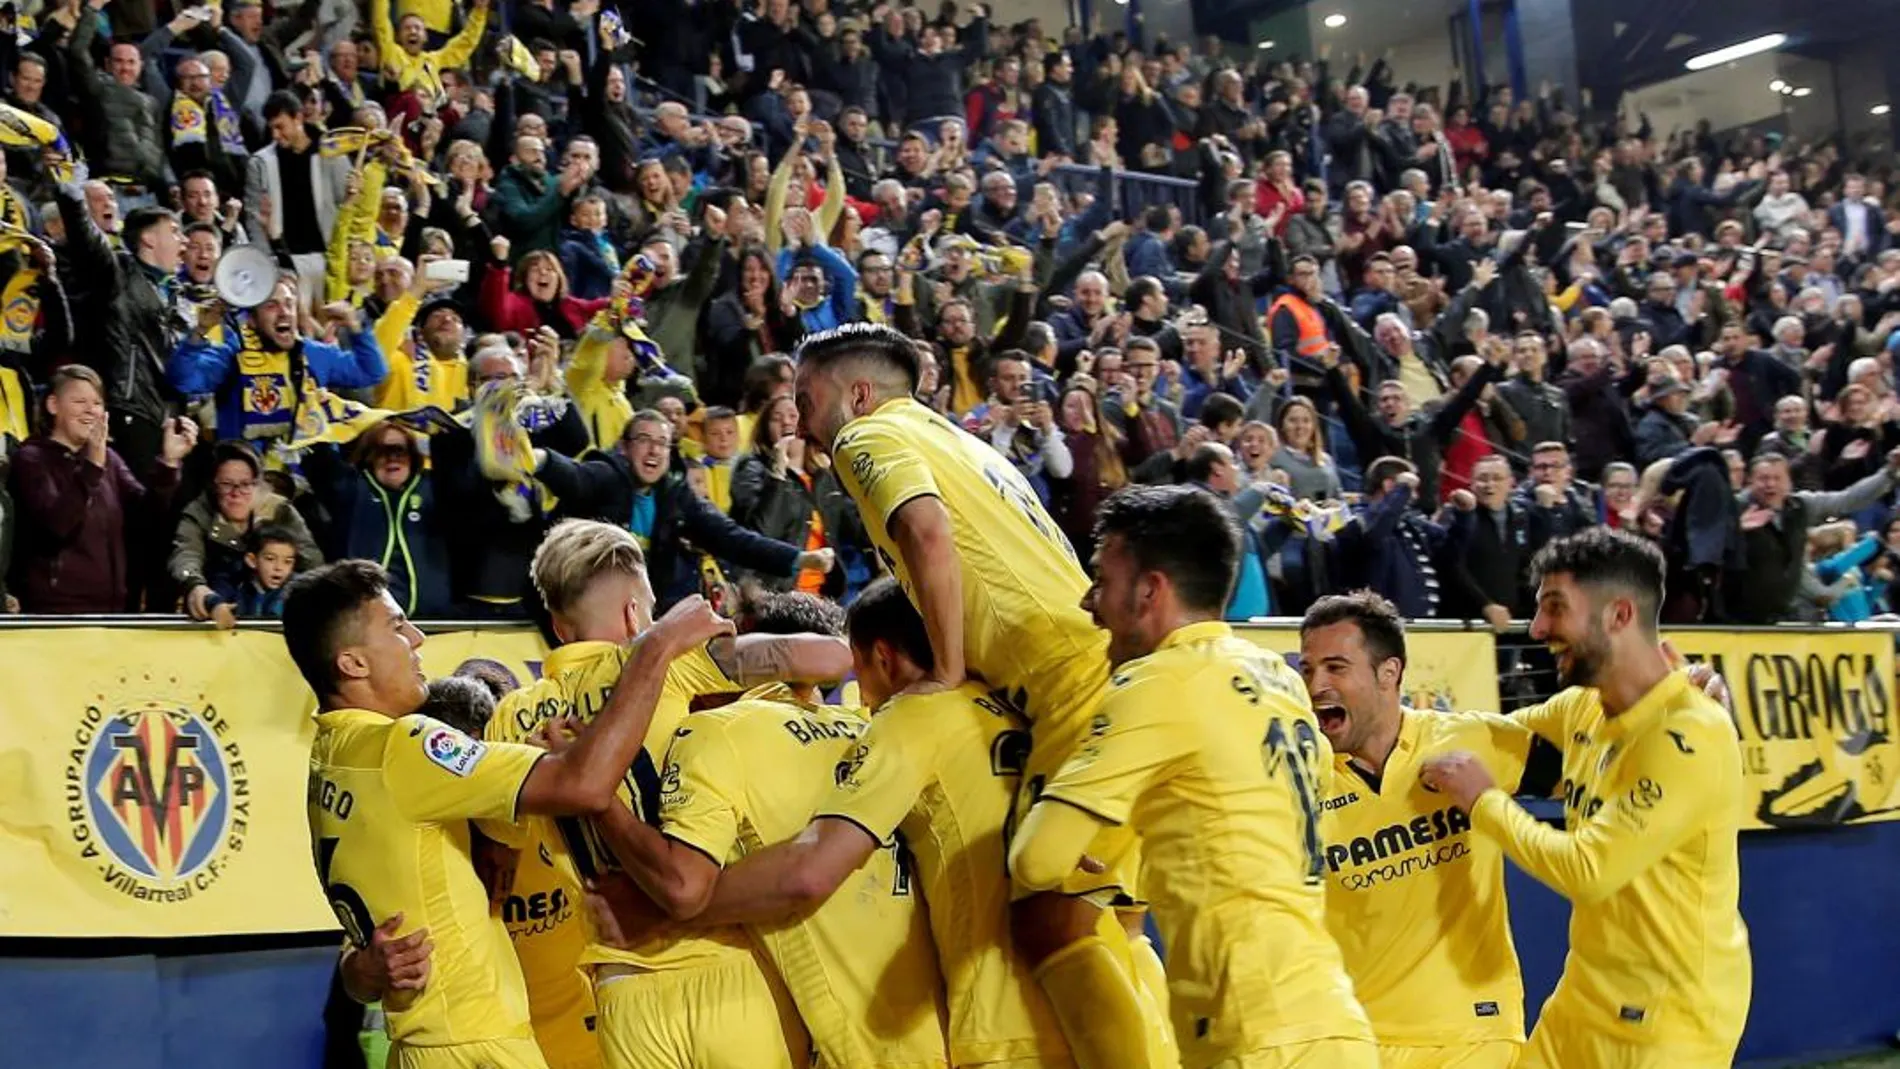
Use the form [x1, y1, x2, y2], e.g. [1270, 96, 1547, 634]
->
[186, 5, 213, 19]
[424, 259, 471, 283]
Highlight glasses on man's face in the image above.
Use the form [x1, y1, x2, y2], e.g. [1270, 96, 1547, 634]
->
[628, 433, 670, 450]
[215, 479, 257, 496]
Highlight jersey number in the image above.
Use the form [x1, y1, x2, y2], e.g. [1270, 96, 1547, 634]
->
[1262, 718, 1324, 886]
[316, 836, 375, 948]
[889, 830, 916, 897]
[556, 750, 665, 882]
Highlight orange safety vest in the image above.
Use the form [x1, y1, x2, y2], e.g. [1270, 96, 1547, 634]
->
[1267, 293, 1331, 359]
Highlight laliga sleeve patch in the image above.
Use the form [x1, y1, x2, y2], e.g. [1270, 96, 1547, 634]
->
[423, 726, 488, 777]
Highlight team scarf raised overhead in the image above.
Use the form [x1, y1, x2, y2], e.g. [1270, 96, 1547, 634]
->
[0, 212, 42, 354]
[320, 127, 444, 192]
[0, 102, 74, 183]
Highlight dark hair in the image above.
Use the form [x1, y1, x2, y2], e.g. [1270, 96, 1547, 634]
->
[749, 394, 797, 452]
[416, 675, 497, 737]
[1141, 204, 1172, 231]
[212, 438, 262, 477]
[1092, 484, 1241, 613]
[1365, 455, 1416, 489]
[262, 89, 303, 122]
[246, 522, 299, 555]
[1182, 442, 1229, 483]
[183, 220, 220, 241]
[741, 590, 845, 638]
[122, 206, 178, 256]
[1023, 321, 1055, 355]
[794, 322, 921, 393]
[740, 353, 796, 414]
[282, 560, 391, 699]
[1302, 590, 1408, 671]
[1124, 275, 1164, 310]
[846, 577, 934, 673]
[621, 407, 669, 443]
[180, 169, 218, 190]
[1200, 392, 1244, 430]
[1528, 528, 1667, 634]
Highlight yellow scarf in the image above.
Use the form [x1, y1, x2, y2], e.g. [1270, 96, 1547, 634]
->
[170, 94, 210, 147]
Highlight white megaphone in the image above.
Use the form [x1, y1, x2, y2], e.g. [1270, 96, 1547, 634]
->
[213, 244, 282, 309]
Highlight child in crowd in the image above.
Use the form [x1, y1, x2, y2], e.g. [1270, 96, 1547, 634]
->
[698, 405, 741, 513]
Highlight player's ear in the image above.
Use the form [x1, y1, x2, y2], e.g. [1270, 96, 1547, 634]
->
[334, 644, 372, 684]
[1376, 657, 1400, 689]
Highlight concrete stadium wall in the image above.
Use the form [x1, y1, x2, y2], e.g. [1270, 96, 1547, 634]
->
[3, 821, 1897, 1068]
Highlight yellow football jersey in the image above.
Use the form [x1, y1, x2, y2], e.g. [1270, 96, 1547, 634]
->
[307, 709, 544, 1047]
[482, 641, 756, 998]
[659, 686, 950, 1069]
[1320, 709, 1534, 1048]
[831, 397, 1106, 727]
[1478, 672, 1751, 1059]
[1038, 622, 1372, 1069]
[819, 684, 1070, 1068]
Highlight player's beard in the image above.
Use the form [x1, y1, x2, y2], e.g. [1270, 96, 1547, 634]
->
[1553, 621, 1610, 689]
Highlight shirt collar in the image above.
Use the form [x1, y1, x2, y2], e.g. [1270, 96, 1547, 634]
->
[545, 639, 625, 676]
[1601, 669, 1694, 739]
[1157, 619, 1232, 650]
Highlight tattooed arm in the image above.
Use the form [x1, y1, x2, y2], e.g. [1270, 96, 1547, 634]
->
[706, 633, 853, 686]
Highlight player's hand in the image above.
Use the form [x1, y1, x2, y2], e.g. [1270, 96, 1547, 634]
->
[1661, 640, 1733, 714]
[471, 830, 519, 914]
[585, 871, 670, 949]
[645, 595, 737, 658]
[1418, 751, 1495, 811]
[344, 913, 433, 1000]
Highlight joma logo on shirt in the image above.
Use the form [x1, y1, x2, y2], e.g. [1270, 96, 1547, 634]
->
[1325, 806, 1470, 871]
[1321, 792, 1359, 811]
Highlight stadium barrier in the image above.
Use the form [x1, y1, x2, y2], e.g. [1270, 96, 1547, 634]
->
[1, 619, 1897, 1065]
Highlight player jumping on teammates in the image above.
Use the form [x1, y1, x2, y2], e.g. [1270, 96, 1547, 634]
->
[792, 322, 1171, 1069]
[1010, 485, 1377, 1069]
[288, 559, 731, 1069]
[1421, 528, 1752, 1069]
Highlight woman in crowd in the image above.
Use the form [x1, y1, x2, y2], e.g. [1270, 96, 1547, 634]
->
[9, 366, 195, 613]
[171, 440, 321, 623]
[729, 395, 859, 597]
[1271, 395, 1342, 501]
[704, 247, 804, 408]
[1048, 379, 1127, 561]
[482, 243, 614, 337]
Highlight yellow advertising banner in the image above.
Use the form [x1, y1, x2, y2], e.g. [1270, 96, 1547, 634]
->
[1237, 624, 1502, 713]
[0, 626, 549, 939]
[1667, 628, 1900, 830]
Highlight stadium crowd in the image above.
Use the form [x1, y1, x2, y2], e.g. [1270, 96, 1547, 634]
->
[0, 0, 1897, 637]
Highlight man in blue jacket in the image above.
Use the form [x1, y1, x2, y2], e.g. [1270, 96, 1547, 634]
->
[168, 277, 387, 450]
[531, 408, 834, 608]
[776, 229, 860, 334]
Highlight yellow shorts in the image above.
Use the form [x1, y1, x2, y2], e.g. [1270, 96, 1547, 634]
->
[389, 1037, 550, 1069]
[1015, 676, 1140, 905]
[593, 957, 810, 1069]
[532, 1002, 601, 1069]
[1376, 1040, 1520, 1068]
[1210, 1037, 1381, 1068]
[1519, 1022, 1729, 1069]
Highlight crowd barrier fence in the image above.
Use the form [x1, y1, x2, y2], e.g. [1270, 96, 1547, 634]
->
[1, 618, 1896, 1065]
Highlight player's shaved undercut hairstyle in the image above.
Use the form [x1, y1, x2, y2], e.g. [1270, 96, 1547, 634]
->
[1301, 590, 1408, 672]
[795, 322, 922, 393]
[1529, 527, 1667, 635]
[742, 589, 846, 638]
[283, 559, 392, 699]
[1092, 484, 1242, 614]
[418, 675, 499, 736]
[847, 576, 935, 674]
[532, 519, 647, 618]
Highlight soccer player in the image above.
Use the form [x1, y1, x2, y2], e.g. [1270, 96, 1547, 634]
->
[1421, 529, 1752, 1068]
[794, 322, 1168, 1069]
[289, 559, 731, 1069]
[1010, 485, 1377, 1069]
[579, 589, 950, 1069]
[485, 519, 851, 1069]
[597, 577, 1072, 1069]
[1300, 590, 1562, 1068]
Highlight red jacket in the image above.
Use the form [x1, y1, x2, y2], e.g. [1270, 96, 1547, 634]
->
[481, 264, 613, 335]
[9, 436, 177, 612]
